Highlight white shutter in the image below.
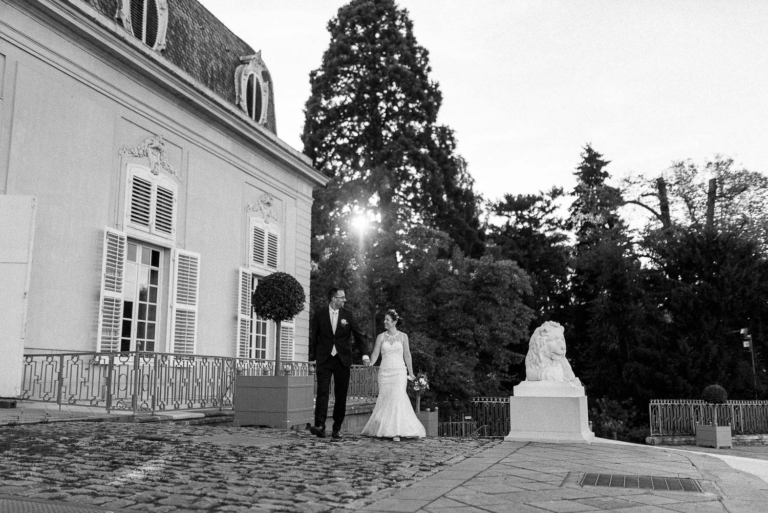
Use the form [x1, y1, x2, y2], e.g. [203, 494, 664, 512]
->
[97, 228, 127, 352]
[154, 184, 175, 236]
[237, 268, 252, 358]
[251, 221, 266, 267]
[129, 175, 152, 228]
[169, 249, 200, 354]
[267, 232, 279, 269]
[279, 320, 294, 362]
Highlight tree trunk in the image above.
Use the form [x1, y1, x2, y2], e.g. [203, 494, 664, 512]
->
[656, 178, 671, 229]
[706, 178, 717, 231]
[274, 320, 282, 376]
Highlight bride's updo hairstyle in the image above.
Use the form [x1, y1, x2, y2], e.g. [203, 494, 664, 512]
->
[386, 309, 401, 326]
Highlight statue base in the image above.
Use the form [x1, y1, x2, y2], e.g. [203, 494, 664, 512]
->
[504, 381, 594, 443]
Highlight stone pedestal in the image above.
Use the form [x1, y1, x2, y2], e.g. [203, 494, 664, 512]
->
[504, 381, 594, 443]
[233, 375, 314, 429]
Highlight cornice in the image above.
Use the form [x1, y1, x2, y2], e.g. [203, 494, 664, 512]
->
[13, 0, 328, 187]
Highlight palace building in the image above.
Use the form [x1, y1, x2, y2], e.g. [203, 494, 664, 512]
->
[0, 0, 325, 396]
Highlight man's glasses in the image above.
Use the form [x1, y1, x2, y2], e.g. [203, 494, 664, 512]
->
[333, 296, 347, 301]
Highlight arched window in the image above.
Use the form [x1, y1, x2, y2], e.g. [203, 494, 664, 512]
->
[118, 0, 169, 51]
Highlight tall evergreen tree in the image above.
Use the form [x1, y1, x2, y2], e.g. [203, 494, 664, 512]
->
[565, 145, 650, 399]
[488, 187, 570, 324]
[302, 0, 483, 253]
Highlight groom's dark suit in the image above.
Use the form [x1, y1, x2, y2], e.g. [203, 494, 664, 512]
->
[309, 306, 368, 434]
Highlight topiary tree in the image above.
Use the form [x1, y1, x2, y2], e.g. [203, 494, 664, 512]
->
[701, 384, 728, 426]
[252, 272, 305, 375]
[702, 384, 728, 404]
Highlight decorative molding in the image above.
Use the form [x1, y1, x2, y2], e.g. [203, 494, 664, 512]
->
[234, 52, 271, 125]
[120, 135, 178, 178]
[247, 193, 280, 224]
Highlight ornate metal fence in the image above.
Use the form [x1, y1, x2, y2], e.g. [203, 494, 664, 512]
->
[20, 351, 376, 414]
[438, 396, 510, 437]
[649, 399, 768, 436]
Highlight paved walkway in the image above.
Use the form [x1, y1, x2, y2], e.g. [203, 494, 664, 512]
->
[0, 402, 767, 512]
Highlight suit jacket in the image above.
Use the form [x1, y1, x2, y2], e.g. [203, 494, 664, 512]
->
[309, 306, 369, 367]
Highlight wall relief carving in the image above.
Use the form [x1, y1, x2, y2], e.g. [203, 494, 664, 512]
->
[120, 135, 178, 178]
[247, 193, 280, 224]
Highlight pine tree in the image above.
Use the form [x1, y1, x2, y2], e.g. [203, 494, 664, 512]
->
[302, 0, 483, 254]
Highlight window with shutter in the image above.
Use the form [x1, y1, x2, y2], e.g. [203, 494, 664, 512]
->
[125, 165, 177, 241]
[169, 249, 200, 354]
[97, 229, 127, 352]
[237, 268, 252, 358]
[249, 217, 280, 271]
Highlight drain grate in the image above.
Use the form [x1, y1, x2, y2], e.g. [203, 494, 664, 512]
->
[579, 473, 702, 492]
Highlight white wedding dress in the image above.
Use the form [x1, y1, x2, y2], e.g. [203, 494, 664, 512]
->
[361, 332, 426, 439]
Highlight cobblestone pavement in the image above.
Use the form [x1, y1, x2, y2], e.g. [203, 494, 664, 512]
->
[0, 422, 495, 512]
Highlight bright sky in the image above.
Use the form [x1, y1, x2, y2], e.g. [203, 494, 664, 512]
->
[199, 0, 768, 203]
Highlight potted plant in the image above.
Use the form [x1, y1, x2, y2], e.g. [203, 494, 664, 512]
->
[412, 373, 438, 436]
[234, 272, 311, 429]
[695, 384, 732, 449]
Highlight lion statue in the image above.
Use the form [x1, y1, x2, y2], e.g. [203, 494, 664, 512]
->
[525, 321, 581, 384]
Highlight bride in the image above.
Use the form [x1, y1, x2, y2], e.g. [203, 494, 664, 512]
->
[361, 309, 426, 441]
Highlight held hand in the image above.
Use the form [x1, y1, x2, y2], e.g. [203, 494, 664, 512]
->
[407, 373, 415, 381]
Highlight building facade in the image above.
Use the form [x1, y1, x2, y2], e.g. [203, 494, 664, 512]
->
[0, 0, 325, 396]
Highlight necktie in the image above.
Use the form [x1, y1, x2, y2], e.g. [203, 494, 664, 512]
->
[331, 310, 338, 356]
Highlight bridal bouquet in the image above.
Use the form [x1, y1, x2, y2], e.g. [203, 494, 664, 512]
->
[412, 372, 429, 392]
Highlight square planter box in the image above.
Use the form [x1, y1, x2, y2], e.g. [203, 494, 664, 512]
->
[416, 409, 439, 437]
[233, 375, 314, 429]
[696, 423, 732, 449]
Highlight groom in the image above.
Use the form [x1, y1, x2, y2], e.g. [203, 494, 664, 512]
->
[308, 287, 370, 439]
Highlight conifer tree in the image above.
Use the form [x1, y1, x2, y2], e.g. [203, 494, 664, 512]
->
[302, 0, 483, 255]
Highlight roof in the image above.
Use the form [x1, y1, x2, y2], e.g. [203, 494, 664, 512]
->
[80, 0, 277, 134]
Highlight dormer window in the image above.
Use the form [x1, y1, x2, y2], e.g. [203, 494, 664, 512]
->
[117, 0, 169, 52]
[235, 53, 272, 126]
[246, 73, 265, 123]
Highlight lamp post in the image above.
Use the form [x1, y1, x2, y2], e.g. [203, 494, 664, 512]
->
[741, 328, 758, 399]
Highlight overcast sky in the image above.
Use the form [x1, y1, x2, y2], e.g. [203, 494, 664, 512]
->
[198, 0, 768, 203]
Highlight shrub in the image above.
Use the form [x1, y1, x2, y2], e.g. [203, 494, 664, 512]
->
[701, 384, 728, 404]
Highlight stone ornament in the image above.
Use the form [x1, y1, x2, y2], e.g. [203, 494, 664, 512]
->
[525, 321, 581, 385]
[120, 135, 178, 178]
[247, 193, 280, 223]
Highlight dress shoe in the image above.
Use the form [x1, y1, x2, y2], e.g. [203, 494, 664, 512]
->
[308, 425, 326, 438]
[331, 430, 343, 440]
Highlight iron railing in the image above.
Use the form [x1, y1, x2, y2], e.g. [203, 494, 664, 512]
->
[438, 396, 510, 437]
[649, 399, 768, 436]
[20, 351, 377, 414]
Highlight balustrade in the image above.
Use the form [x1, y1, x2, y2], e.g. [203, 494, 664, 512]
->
[20, 351, 376, 414]
[649, 399, 768, 436]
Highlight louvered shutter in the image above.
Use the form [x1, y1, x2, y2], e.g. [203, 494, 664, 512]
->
[279, 321, 294, 362]
[154, 184, 175, 236]
[267, 232, 279, 269]
[250, 219, 266, 267]
[169, 249, 200, 354]
[97, 229, 127, 352]
[129, 175, 152, 228]
[237, 268, 252, 358]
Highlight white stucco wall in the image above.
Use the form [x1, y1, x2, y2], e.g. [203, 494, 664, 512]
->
[0, 1, 318, 360]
